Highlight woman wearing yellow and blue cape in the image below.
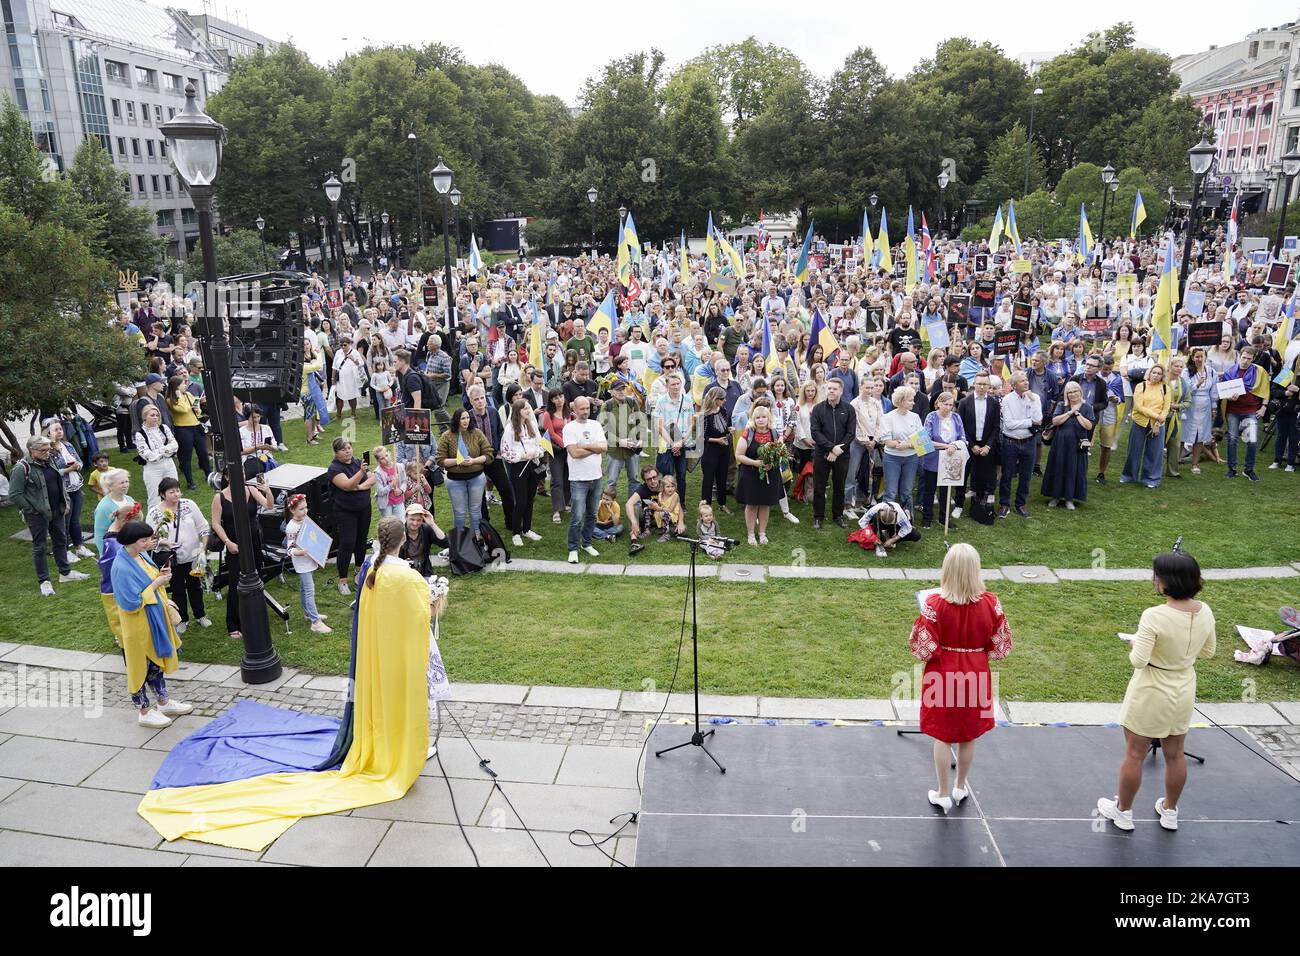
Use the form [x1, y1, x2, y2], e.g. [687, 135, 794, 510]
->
[137, 518, 438, 851]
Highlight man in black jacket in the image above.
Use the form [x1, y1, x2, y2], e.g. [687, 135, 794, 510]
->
[958, 371, 1000, 509]
[928, 355, 969, 404]
[810, 377, 855, 529]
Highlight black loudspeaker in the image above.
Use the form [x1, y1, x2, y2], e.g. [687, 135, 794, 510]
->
[263, 467, 336, 539]
[228, 283, 305, 404]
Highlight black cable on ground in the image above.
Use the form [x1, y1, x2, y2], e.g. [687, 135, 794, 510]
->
[432, 703, 481, 867]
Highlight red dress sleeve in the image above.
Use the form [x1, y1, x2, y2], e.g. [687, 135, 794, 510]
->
[909, 595, 940, 662]
[985, 593, 1013, 660]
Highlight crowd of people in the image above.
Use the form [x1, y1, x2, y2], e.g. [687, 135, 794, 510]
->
[9, 218, 1300, 652]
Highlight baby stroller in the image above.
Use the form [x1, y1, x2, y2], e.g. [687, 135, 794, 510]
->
[1234, 606, 1300, 665]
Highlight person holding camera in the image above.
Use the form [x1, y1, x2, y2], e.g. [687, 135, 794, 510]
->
[211, 465, 275, 639]
[327, 438, 376, 596]
[146, 477, 211, 633]
[1040, 381, 1095, 509]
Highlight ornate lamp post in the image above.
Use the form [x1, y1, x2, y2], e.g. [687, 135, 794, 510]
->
[450, 186, 462, 261]
[255, 215, 266, 270]
[1098, 163, 1117, 248]
[324, 173, 344, 289]
[937, 170, 949, 234]
[586, 186, 598, 248]
[1273, 150, 1300, 257]
[430, 158, 459, 394]
[1180, 135, 1217, 301]
[160, 84, 280, 684]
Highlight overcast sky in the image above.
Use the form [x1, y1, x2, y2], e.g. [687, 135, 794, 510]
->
[192, 0, 1299, 104]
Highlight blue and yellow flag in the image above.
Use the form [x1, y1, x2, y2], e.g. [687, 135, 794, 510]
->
[988, 206, 1005, 252]
[1077, 204, 1093, 265]
[806, 307, 838, 365]
[877, 209, 891, 272]
[716, 226, 746, 278]
[1130, 191, 1146, 239]
[588, 288, 617, 338]
[1007, 199, 1022, 258]
[761, 312, 774, 364]
[705, 212, 717, 272]
[861, 209, 875, 268]
[793, 220, 815, 285]
[1276, 291, 1297, 355]
[1151, 233, 1178, 363]
[904, 206, 918, 293]
[622, 209, 641, 265]
[680, 230, 689, 287]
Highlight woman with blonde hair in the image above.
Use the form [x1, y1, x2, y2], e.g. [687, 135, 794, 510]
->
[909, 543, 1013, 812]
[1120, 363, 1171, 489]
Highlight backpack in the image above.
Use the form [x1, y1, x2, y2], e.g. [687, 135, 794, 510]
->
[447, 527, 485, 575]
[478, 518, 511, 566]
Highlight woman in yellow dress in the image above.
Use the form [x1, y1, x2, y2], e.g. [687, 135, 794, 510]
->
[1097, 548, 1216, 833]
[137, 516, 437, 851]
[110, 521, 193, 728]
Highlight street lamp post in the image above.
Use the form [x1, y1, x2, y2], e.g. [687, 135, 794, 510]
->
[450, 187, 462, 261]
[1179, 135, 1217, 302]
[381, 211, 390, 268]
[617, 205, 628, 258]
[1024, 87, 1043, 196]
[937, 170, 949, 234]
[586, 187, 597, 248]
[160, 83, 280, 684]
[1098, 163, 1117, 250]
[430, 158, 459, 395]
[255, 216, 266, 270]
[324, 173, 344, 289]
[318, 216, 329, 277]
[869, 193, 878, 209]
[408, 131, 424, 249]
[1273, 150, 1300, 256]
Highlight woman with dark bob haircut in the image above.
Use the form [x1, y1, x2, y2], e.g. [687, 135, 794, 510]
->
[1097, 548, 1216, 833]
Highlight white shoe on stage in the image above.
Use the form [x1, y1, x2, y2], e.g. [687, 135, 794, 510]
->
[1097, 796, 1134, 831]
[928, 790, 953, 813]
[952, 783, 970, 806]
[426, 744, 437, 760]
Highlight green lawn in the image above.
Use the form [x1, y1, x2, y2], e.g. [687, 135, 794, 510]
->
[3, 411, 1298, 702]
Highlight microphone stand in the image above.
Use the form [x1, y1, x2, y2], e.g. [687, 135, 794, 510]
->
[654, 536, 726, 773]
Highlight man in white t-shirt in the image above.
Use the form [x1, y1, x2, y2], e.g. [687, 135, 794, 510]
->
[562, 396, 608, 563]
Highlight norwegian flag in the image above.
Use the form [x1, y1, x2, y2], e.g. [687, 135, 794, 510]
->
[756, 209, 769, 252]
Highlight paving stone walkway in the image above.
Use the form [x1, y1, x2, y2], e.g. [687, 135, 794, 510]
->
[2, 645, 1298, 867]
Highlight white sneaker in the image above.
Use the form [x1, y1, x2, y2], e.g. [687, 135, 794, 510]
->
[952, 783, 970, 805]
[1287, 465, 1296, 472]
[523, 530, 542, 541]
[278, 443, 289, 452]
[1155, 797, 1178, 831]
[58, 570, 89, 582]
[39, 580, 55, 597]
[138, 708, 172, 728]
[1097, 796, 1134, 831]
[875, 545, 887, 558]
[1065, 501, 1076, 510]
[66, 551, 80, 563]
[928, 790, 953, 813]
[950, 507, 963, 519]
[175, 621, 187, 634]
[1046, 499, 1057, 508]
[437, 548, 450, 559]
[783, 511, 800, 524]
[75, 545, 95, 559]
[198, 616, 213, 628]
[582, 544, 600, 557]
[1269, 462, 1280, 470]
[158, 699, 193, 717]
[567, 550, 579, 564]
[310, 619, 333, 634]
[338, 581, 351, 596]
[512, 534, 524, 548]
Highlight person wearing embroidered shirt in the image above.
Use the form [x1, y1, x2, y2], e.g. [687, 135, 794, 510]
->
[1120, 364, 1172, 489]
[146, 477, 211, 633]
[908, 543, 1012, 813]
[500, 397, 545, 548]
[134, 404, 179, 511]
[1220, 346, 1264, 481]
[996, 371, 1042, 519]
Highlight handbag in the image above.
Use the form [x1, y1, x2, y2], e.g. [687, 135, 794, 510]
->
[164, 599, 182, 627]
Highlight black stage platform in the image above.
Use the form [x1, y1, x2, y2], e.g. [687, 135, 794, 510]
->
[635, 723, 1300, 867]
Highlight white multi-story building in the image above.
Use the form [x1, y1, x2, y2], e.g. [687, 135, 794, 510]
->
[0, 0, 271, 263]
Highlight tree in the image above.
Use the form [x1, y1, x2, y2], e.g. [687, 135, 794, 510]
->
[661, 65, 735, 231]
[521, 217, 565, 254]
[67, 137, 162, 276]
[973, 123, 1046, 202]
[205, 46, 335, 251]
[823, 47, 893, 205]
[166, 229, 268, 286]
[1119, 98, 1206, 193]
[735, 70, 832, 228]
[0, 207, 144, 458]
[0, 97, 87, 232]
[686, 37, 804, 130]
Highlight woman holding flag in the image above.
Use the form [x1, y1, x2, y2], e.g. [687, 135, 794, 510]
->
[437, 408, 493, 540]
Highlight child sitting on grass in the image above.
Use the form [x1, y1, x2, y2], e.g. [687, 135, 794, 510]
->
[593, 483, 623, 542]
[655, 475, 683, 542]
[696, 501, 727, 559]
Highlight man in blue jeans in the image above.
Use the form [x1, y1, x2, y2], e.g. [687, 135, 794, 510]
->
[1220, 347, 1264, 481]
[997, 371, 1042, 518]
[563, 396, 608, 563]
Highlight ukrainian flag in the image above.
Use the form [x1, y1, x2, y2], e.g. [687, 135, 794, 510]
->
[862, 209, 875, 269]
[988, 206, 1004, 252]
[904, 206, 918, 293]
[877, 209, 891, 272]
[1151, 234, 1178, 363]
[1007, 199, 1022, 258]
[680, 230, 689, 286]
[1077, 204, 1093, 265]
[623, 209, 641, 265]
[1130, 191, 1146, 239]
[794, 220, 815, 285]
[705, 212, 718, 272]
[588, 288, 617, 338]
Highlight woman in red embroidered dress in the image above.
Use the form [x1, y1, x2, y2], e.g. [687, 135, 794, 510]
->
[909, 543, 1012, 812]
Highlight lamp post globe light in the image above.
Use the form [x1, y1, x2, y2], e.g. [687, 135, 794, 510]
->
[430, 157, 460, 395]
[159, 83, 280, 684]
[255, 215, 267, 270]
[324, 173, 345, 289]
[1179, 134, 1217, 301]
[1274, 149, 1300, 256]
[586, 186, 597, 246]
[937, 170, 949, 233]
[409, 130, 425, 251]
[870, 192, 878, 209]
[1098, 163, 1117, 246]
[449, 186, 462, 260]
